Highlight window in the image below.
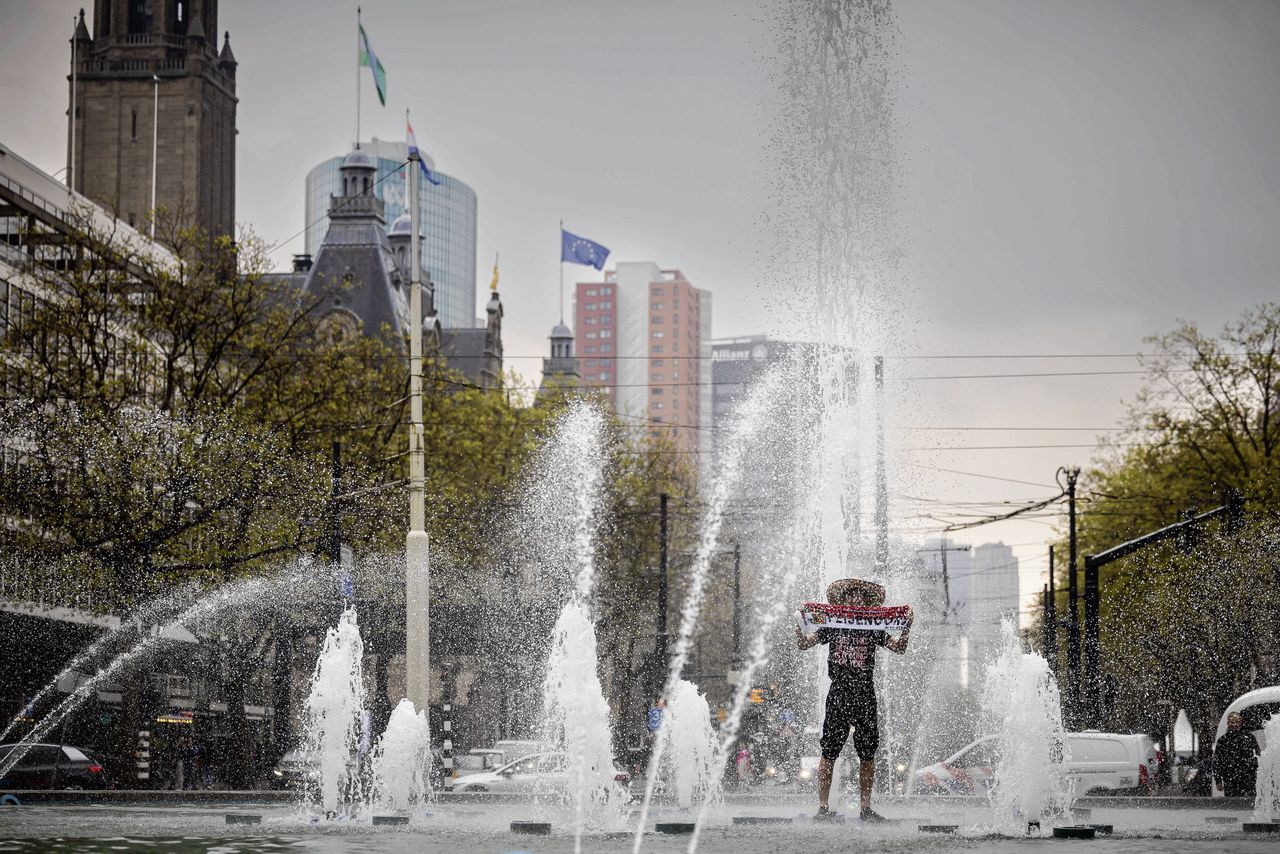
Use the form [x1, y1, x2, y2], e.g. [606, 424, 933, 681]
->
[652, 359, 664, 367]
[585, 302, 597, 310]
[600, 301, 612, 309]
[652, 331, 665, 339]
[585, 346, 597, 354]
[652, 388, 663, 395]
[652, 373, 664, 382]
[652, 302, 664, 310]
[599, 359, 612, 367]
[653, 402, 665, 409]
[602, 287, 612, 295]
[672, 371, 679, 379]
[652, 345, 663, 353]
[651, 316, 664, 324]
[131, 109, 138, 141]
[599, 330, 611, 338]
[600, 315, 611, 324]
[586, 289, 598, 297]
[598, 372, 609, 381]
[652, 287, 665, 295]
[586, 317, 597, 325]
[600, 344, 611, 353]
[586, 332, 598, 339]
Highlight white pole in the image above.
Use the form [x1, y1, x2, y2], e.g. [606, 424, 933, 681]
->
[405, 148, 430, 712]
[150, 73, 158, 239]
[69, 16, 77, 191]
[558, 219, 565, 323]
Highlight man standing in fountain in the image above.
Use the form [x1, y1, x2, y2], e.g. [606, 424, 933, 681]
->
[796, 578, 912, 822]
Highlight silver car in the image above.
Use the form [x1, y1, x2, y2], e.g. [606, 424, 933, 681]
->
[450, 752, 630, 795]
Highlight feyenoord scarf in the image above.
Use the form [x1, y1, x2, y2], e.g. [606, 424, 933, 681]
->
[798, 602, 910, 633]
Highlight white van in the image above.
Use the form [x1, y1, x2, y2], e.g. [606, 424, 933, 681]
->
[914, 731, 1158, 795]
[1211, 686, 1280, 798]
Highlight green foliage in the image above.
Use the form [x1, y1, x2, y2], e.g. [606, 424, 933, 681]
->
[1044, 304, 1280, 736]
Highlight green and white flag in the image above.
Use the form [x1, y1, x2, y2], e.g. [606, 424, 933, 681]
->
[358, 22, 387, 106]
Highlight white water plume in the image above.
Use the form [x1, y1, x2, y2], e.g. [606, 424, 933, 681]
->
[526, 402, 621, 852]
[370, 698, 432, 814]
[542, 602, 627, 848]
[688, 513, 810, 852]
[1254, 715, 1280, 822]
[514, 400, 608, 605]
[634, 367, 783, 853]
[661, 679, 720, 811]
[979, 619, 1073, 832]
[301, 605, 366, 816]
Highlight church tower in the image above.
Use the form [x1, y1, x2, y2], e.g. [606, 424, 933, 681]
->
[539, 321, 581, 397]
[68, 1, 237, 240]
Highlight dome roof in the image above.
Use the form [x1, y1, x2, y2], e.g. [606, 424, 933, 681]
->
[342, 148, 375, 170]
[551, 322, 572, 338]
[388, 213, 416, 237]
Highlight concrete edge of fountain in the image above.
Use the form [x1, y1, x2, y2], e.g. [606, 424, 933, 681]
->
[0, 789, 1259, 811]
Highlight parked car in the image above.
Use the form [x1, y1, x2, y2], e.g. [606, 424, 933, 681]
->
[450, 751, 629, 797]
[1211, 686, 1280, 798]
[493, 740, 554, 763]
[442, 748, 505, 790]
[0, 743, 111, 790]
[913, 731, 1158, 795]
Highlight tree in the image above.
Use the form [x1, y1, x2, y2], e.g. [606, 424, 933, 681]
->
[1, 210, 407, 607]
[1042, 304, 1280, 740]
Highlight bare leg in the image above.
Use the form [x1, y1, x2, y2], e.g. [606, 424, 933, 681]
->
[817, 757, 834, 809]
[859, 759, 875, 812]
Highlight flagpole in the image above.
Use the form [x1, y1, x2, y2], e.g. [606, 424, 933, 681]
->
[150, 73, 158, 240]
[559, 220, 565, 323]
[355, 6, 362, 150]
[69, 15, 77, 191]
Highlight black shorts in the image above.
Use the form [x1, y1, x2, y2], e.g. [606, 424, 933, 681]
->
[820, 682, 878, 761]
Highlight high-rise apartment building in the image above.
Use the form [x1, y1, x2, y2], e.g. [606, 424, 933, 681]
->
[574, 262, 711, 455]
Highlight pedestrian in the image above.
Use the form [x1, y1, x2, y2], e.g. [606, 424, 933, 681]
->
[1214, 713, 1260, 797]
[646, 696, 666, 738]
[796, 577, 913, 822]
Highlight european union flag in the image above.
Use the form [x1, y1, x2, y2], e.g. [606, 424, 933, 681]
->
[561, 228, 610, 270]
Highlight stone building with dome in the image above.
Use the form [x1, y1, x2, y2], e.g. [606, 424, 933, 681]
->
[268, 149, 502, 388]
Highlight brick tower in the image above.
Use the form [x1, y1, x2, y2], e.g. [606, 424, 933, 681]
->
[68, 0, 237, 240]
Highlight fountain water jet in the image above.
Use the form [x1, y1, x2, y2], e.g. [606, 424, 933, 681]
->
[1254, 714, 1280, 822]
[979, 619, 1073, 833]
[523, 402, 624, 851]
[370, 698, 432, 814]
[661, 679, 720, 811]
[633, 367, 784, 853]
[301, 605, 366, 816]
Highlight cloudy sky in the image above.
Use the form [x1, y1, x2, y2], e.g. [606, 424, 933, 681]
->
[3, 0, 1278, 612]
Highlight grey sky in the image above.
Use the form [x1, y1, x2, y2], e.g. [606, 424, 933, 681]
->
[2, 0, 1278, 607]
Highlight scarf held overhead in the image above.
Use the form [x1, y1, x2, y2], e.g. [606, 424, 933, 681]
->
[799, 602, 910, 633]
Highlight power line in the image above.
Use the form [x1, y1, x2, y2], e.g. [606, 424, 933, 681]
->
[263, 159, 411, 258]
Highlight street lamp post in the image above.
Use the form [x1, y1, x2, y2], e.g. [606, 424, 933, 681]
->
[405, 149, 430, 712]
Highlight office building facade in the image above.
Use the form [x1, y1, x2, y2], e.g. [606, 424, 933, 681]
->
[304, 139, 477, 330]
